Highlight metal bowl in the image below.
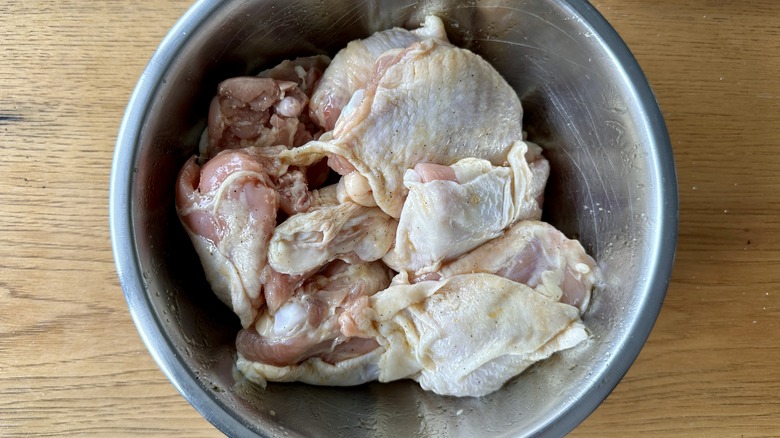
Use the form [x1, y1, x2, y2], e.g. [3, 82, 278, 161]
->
[110, 0, 677, 436]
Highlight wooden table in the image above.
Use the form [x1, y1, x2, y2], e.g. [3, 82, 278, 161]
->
[1, 0, 778, 436]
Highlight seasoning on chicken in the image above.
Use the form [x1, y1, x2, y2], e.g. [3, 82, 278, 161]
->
[282, 39, 527, 218]
[175, 148, 282, 327]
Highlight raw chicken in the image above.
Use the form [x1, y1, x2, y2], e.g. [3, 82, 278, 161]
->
[268, 196, 398, 275]
[235, 260, 392, 387]
[237, 347, 382, 388]
[176, 146, 396, 325]
[439, 220, 601, 312]
[307, 183, 339, 209]
[384, 140, 550, 275]
[341, 273, 589, 397]
[258, 55, 331, 97]
[282, 39, 526, 217]
[176, 148, 282, 327]
[204, 56, 330, 158]
[309, 16, 448, 131]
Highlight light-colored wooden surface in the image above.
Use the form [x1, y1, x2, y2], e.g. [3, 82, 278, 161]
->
[1, 0, 778, 436]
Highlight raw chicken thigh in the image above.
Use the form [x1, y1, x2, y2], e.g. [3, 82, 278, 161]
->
[177, 16, 602, 399]
[177, 145, 399, 327]
[236, 260, 392, 387]
[204, 56, 330, 158]
[385, 140, 550, 275]
[283, 39, 527, 218]
[309, 15, 448, 131]
[439, 220, 601, 312]
[237, 344, 383, 388]
[268, 198, 397, 275]
[176, 148, 284, 327]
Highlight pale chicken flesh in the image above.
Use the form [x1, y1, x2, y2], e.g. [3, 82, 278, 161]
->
[175, 16, 601, 398]
[204, 56, 330, 159]
[176, 148, 282, 328]
[268, 197, 398, 275]
[439, 220, 601, 312]
[384, 140, 550, 275]
[282, 38, 527, 218]
[309, 15, 448, 131]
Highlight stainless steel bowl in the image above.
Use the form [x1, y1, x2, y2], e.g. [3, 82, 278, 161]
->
[110, 0, 677, 436]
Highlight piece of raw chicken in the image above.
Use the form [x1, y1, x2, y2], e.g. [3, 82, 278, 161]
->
[236, 260, 392, 387]
[238, 218, 599, 395]
[176, 145, 329, 326]
[203, 55, 330, 158]
[176, 148, 284, 327]
[282, 39, 526, 217]
[187, 17, 603, 399]
[384, 140, 550, 275]
[309, 16, 448, 131]
[438, 220, 601, 312]
[268, 192, 398, 276]
[340, 273, 588, 397]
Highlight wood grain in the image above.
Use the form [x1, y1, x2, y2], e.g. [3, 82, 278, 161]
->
[1, 0, 778, 436]
[0, 0, 219, 435]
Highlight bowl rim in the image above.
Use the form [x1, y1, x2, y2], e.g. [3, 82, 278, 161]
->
[534, 0, 678, 436]
[109, 0, 678, 436]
